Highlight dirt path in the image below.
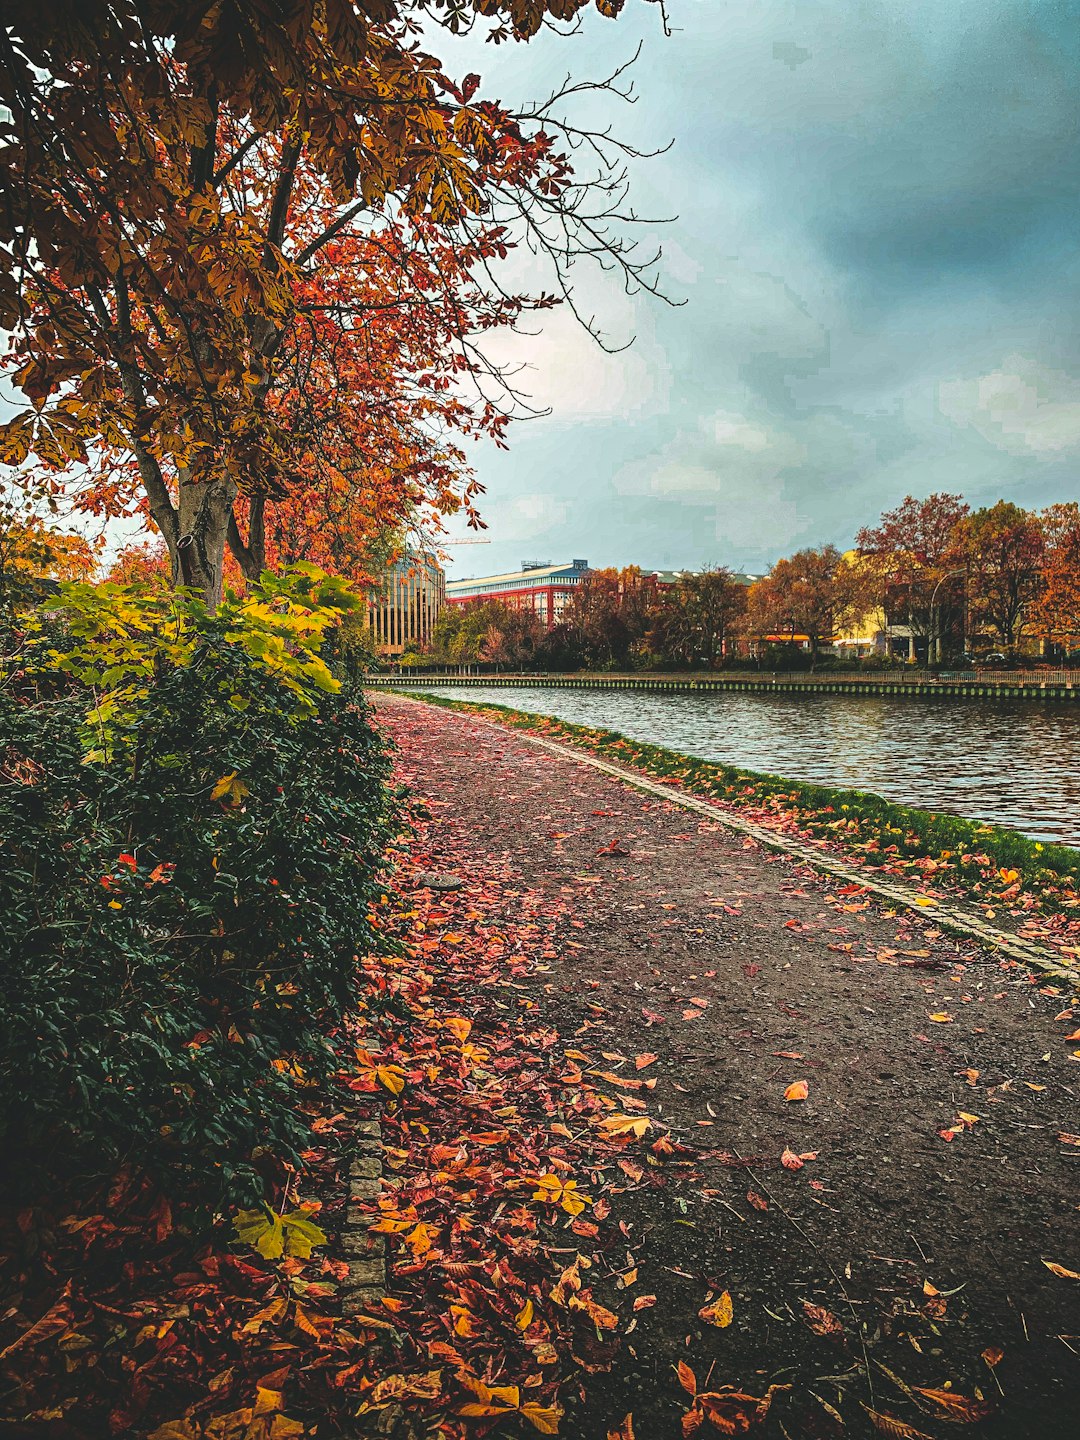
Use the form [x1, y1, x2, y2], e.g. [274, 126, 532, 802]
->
[372, 692, 1080, 1440]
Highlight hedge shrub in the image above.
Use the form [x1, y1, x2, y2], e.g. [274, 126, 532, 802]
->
[0, 570, 395, 1202]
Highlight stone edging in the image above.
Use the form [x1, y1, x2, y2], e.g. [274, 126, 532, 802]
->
[341, 1117, 387, 1311]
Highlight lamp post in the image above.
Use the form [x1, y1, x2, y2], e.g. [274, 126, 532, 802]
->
[928, 567, 967, 666]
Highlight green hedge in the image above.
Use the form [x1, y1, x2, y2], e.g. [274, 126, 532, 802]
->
[1, 585, 395, 1204]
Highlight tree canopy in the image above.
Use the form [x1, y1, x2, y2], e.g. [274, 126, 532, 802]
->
[1, 0, 664, 602]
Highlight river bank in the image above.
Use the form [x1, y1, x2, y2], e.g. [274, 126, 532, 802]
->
[384, 682, 1080, 848]
[382, 689, 1080, 957]
[370, 692, 1080, 1440]
[367, 669, 1080, 702]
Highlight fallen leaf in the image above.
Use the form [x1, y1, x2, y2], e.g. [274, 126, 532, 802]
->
[784, 1080, 809, 1102]
[698, 1290, 733, 1328]
[861, 1404, 935, 1439]
[676, 1360, 697, 1396]
[912, 1388, 995, 1423]
[802, 1301, 843, 1338]
[1042, 1260, 1080, 1280]
[599, 1114, 652, 1139]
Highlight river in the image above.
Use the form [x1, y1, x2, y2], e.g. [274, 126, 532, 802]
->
[397, 684, 1080, 847]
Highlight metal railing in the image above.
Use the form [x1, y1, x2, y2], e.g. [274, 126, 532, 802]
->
[373, 667, 1079, 688]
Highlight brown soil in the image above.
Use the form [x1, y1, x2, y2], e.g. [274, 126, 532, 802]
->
[372, 693, 1080, 1440]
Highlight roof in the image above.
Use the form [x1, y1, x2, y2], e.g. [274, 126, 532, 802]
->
[446, 560, 588, 592]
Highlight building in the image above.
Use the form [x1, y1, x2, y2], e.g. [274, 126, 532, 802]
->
[445, 559, 589, 629]
[367, 550, 445, 656]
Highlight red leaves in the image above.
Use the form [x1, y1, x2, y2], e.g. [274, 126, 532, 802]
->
[677, 1363, 789, 1436]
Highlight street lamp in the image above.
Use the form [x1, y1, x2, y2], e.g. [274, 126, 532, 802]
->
[928, 567, 967, 666]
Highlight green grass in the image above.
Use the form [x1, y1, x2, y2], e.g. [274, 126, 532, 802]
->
[384, 687, 1080, 901]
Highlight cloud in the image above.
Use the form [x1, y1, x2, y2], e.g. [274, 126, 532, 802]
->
[938, 356, 1080, 457]
[432, 1, 1080, 576]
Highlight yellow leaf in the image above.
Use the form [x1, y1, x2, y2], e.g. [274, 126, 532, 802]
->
[516, 1298, 534, 1330]
[211, 772, 249, 806]
[784, 1080, 809, 1102]
[279, 1208, 327, 1259]
[928, 1013, 954, 1023]
[698, 1290, 733, 1328]
[234, 1206, 284, 1260]
[521, 1402, 563, 1434]
[598, 1114, 651, 1139]
[376, 1064, 406, 1095]
[233, 1206, 325, 1261]
[444, 1016, 472, 1043]
[1043, 1260, 1080, 1280]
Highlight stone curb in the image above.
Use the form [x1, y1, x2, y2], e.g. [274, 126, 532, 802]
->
[339, 1116, 427, 1437]
[340, 1117, 387, 1313]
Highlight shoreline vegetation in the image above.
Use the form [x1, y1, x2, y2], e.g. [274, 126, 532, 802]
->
[382, 688, 1080, 937]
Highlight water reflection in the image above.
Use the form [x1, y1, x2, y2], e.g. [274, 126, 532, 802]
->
[400, 685, 1080, 846]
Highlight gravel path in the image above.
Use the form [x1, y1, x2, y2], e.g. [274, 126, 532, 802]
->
[373, 692, 1080, 1440]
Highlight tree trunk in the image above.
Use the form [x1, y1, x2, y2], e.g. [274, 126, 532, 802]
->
[175, 470, 238, 609]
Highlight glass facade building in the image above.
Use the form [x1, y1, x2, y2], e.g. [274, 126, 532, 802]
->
[367, 551, 446, 656]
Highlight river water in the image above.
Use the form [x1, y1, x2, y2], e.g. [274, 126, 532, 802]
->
[398, 684, 1080, 847]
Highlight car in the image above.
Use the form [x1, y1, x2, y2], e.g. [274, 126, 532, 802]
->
[977, 652, 1009, 667]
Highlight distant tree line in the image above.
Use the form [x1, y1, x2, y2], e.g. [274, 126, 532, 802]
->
[413, 492, 1080, 672]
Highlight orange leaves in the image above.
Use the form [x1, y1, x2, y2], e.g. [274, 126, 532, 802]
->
[607, 1416, 636, 1440]
[801, 1301, 843, 1338]
[938, 1111, 978, 1142]
[698, 1290, 733, 1328]
[781, 1147, 817, 1170]
[861, 1405, 935, 1439]
[634, 1053, 658, 1070]
[531, 1173, 591, 1217]
[677, 1364, 788, 1437]
[783, 1080, 808, 1102]
[1042, 1260, 1080, 1280]
[353, 1048, 407, 1096]
[597, 1113, 652, 1140]
[911, 1387, 995, 1423]
[457, 1376, 563, 1433]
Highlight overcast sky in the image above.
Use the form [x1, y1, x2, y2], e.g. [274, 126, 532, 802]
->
[436, 0, 1080, 579]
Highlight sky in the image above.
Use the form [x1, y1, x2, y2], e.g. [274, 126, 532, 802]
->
[434, 0, 1080, 580]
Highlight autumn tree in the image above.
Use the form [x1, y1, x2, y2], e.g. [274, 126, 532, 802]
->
[0, 1, 668, 606]
[747, 546, 871, 670]
[566, 566, 657, 669]
[651, 567, 747, 668]
[0, 501, 96, 611]
[856, 493, 970, 661]
[1031, 502, 1080, 655]
[957, 500, 1045, 651]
